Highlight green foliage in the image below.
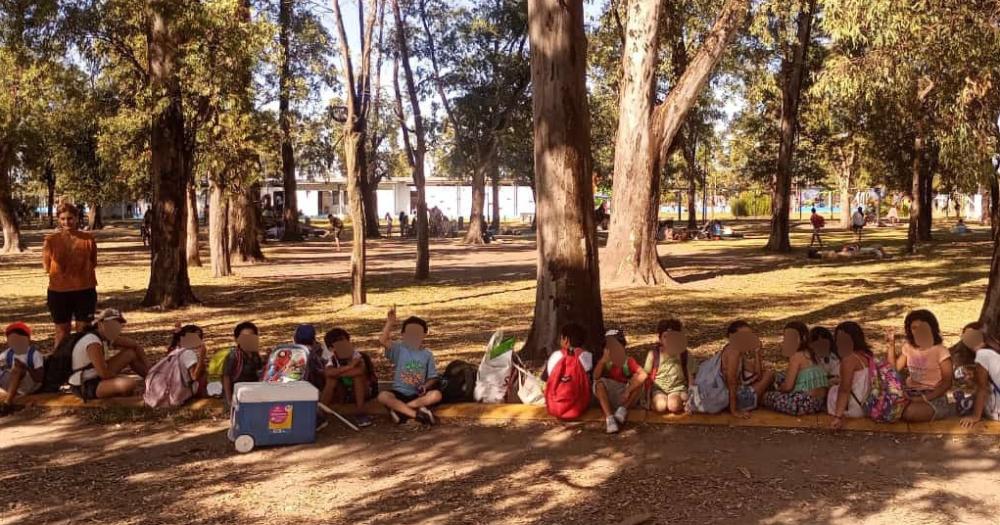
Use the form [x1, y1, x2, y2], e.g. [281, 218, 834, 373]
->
[729, 191, 772, 217]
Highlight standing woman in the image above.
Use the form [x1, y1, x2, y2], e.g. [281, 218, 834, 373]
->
[43, 203, 98, 349]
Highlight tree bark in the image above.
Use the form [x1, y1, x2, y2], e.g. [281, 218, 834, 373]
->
[209, 176, 231, 277]
[980, 168, 1000, 338]
[45, 163, 55, 228]
[229, 181, 265, 262]
[919, 151, 934, 241]
[0, 163, 26, 253]
[392, 0, 429, 280]
[143, 1, 198, 308]
[603, 0, 749, 286]
[331, 0, 379, 305]
[907, 132, 925, 254]
[765, 0, 816, 253]
[522, 0, 604, 359]
[278, 0, 300, 241]
[491, 167, 501, 230]
[358, 176, 382, 238]
[462, 151, 490, 245]
[684, 127, 698, 230]
[186, 179, 201, 266]
[87, 203, 104, 230]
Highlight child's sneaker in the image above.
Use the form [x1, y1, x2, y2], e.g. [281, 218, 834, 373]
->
[605, 415, 620, 434]
[388, 408, 407, 424]
[613, 406, 628, 425]
[355, 414, 374, 428]
[417, 407, 436, 426]
[316, 416, 330, 433]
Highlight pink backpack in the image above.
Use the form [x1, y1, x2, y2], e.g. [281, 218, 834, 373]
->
[545, 348, 591, 420]
[144, 348, 195, 408]
[862, 355, 906, 423]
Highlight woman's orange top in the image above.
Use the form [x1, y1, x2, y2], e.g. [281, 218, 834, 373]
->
[42, 230, 98, 292]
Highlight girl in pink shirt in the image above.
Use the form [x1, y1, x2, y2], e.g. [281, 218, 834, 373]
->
[886, 310, 954, 422]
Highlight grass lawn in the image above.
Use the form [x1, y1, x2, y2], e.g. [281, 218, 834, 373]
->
[0, 218, 989, 373]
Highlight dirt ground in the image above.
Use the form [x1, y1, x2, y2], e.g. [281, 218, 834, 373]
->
[2, 219, 998, 524]
[2, 410, 999, 525]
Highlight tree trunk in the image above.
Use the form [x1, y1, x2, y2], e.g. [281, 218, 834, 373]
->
[186, 179, 201, 266]
[462, 143, 493, 245]
[490, 165, 501, 230]
[87, 203, 104, 230]
[229, 181, 265, 262]
[278, 0, 300, 242]
[143, 1, 198, 308]
[0, 163, 26, 253]
[765, 0, 816, 253]
[522, 0, 604, 359]
[392, 0, 429, 280]
[684, 128, 698, 230]
[209, 177, 231, 277]
[603, 0, 749, 286]
[358, 176, 382, 238]
[345, 133, 367, 304]
[981, 170, 1000, 338]
[907, 133, 925, 254]
[919, 154, 934, 241]
[45, 163, 55, 228]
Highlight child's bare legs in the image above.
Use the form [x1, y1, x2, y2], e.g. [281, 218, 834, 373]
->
[406, 390, 442, 410]
[594, 380, 615, 417]
[1, 362, 26, 404]
[351, 376, 369, 412]
[651, 391, 670, 413]
[622, 377, 644, 409]
[666, 392, 687, 414]
[320, 378, 341, 407]
[902, 398, 936, 422]
[93, 350, 143, 398]
[377, 391, 419, 418]
[751, 370, 775, 406]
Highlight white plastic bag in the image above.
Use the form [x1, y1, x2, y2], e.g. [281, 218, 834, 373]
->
[473, 330, 515, 403]
[514, 364, 545, 406]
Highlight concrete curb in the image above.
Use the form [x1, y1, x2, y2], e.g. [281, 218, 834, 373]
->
[14, 393, 1000, 436]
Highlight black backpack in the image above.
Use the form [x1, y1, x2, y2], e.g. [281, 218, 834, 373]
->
[440, 360, 477, 403]
[40, 327, 100, 393]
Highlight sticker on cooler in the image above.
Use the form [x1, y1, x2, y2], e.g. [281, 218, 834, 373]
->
[268, 404, 294, 433]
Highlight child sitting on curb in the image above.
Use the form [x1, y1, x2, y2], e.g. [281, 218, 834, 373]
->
[644, 318, 695, 414]
[0, 322, 44, 408]
[376, 307, 441, 426]
[593, 329, 646, 433]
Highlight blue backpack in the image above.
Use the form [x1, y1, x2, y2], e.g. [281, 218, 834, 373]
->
[3, 347, 39, 371]
[686, 351, 729, 414]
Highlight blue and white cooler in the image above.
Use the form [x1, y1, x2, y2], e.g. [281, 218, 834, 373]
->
[228, 381, 318, 453]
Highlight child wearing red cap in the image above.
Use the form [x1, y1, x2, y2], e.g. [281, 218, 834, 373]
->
[0, 322, 44, 406]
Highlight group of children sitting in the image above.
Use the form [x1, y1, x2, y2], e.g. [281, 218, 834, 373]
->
[2, 306, 999, 435]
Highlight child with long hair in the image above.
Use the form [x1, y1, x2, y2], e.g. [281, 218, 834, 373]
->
[886, 309, 954, 423]
[643, 319, 694, 414]
[809, 326, 839, 384]
[828, 322, 872, 429]
[762, 322, 829, 415]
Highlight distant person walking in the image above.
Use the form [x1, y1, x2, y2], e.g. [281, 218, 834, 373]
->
[43, 203, 98, 349]
[851, 206, 866, 243]
[327, 214, 344, 251]
[809, 208, 825, 248]
[398, 211, 408, 237]
[385, 213, 393, 238]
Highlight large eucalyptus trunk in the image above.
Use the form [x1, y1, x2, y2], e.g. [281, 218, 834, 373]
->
[684, 128, 698, 230]
[45, 163, 55, 228]
[345, 133, 367, 304]
[87, 203, 104, 231]
[522, 0, 604, 359]
[209, 177, 232, 277]
[358, 176, 382, 238]
[765, 0, 816, 253]
[143, 1, 198, 308]
[490, 168, 501, 230]
[980, 168, 1000, 338]
[278, 0, 300, 241]
[907, 132, 925, 254]
[229, 181, 266, 262]
[603, 0, 749, 285]
[186, 179, 201, 266]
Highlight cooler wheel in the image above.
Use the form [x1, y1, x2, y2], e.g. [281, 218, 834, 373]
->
[234, 434, 255, 453]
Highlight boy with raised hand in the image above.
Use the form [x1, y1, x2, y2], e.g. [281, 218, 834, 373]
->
[376, 307, 441, 425]
[0, 322, 44, 409]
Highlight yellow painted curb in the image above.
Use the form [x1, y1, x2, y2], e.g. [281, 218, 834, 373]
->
[13, 393, 1000, 435]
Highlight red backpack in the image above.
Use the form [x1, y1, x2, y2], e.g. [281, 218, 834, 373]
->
[545, 348, 591, 420]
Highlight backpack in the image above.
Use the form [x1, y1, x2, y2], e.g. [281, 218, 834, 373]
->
[206, 349, 230, 382]
[440, 360, 478, 403]
[545, 348, 592, 420]
[143, 348, 195, 408]
[3, 347, 39, 372]
[40, 327, 100, 393]
[686, 351, 729, 414]
[861, 355, 907, 423]
[262, 344, 310, 383]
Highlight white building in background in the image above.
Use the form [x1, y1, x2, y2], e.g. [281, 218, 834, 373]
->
[260, 175, 536, 223]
